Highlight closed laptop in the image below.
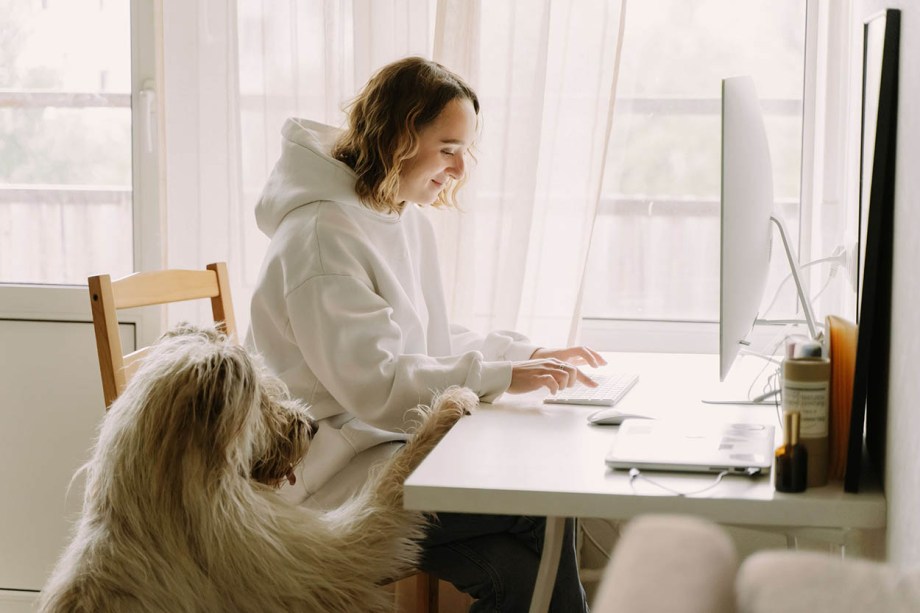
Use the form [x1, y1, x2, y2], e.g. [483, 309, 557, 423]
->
[605, 419, 775, 475]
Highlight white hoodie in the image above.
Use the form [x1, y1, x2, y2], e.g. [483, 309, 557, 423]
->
[247, 118, 538, 505]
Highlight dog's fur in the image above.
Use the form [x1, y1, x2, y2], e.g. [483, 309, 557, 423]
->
[39, 324, 476, 612]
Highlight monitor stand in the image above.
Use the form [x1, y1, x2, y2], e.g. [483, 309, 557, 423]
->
[768, 214, 819, 341]
[705, 214, 821, 405]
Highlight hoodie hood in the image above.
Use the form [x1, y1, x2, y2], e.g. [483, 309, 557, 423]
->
[255, 118, 365, 238]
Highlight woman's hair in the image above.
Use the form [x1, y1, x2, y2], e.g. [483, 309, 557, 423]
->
[332, 56, 479, 214]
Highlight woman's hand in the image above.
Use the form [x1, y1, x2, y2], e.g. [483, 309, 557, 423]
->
[506, 346, 608, 395]
[530, 346, 607, 369]
[505, 346, 608, 395]
[507, 359, 583, 394]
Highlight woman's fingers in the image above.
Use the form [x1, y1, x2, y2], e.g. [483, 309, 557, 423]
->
[539, 373, 561, 394]
[566, 346, 606, 368]
[576, 368, 598, 387]
[584, 346, 607, 367]
[538, 361, 570, 390]
[532, 346, 608, 368]
[509, 359, 586, 393]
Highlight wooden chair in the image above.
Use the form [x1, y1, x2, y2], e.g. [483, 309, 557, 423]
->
[87, 262, 237, 408]
[86, 261, 440, 612]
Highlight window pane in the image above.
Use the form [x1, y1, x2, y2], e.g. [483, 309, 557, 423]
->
[582, 0, 806, 322]
[0, 0, 133, 285]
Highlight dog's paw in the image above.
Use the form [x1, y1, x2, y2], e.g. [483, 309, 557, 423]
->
[406, 387, 477, 450]
[371, 388, 478, 497]
[432, 386, 477, 421]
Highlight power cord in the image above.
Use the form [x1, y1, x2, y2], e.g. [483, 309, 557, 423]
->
[736, 333, 790, 404]
[767, 368, 784, 426]
[759, 246, 846, 318]
[627, 468, 732, 497]
[580, 522, 613, 561]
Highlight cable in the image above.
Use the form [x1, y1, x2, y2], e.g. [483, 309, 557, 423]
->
[580, 523, 613, 561]
[752, 388, 780, 402]
[701, 331, 794, 406]
[738, 347, 784, 365]
[743, 333, 790, 402]
[759, 248, 846, 319]
[767, 368, 784, 427]
[628, 468, 731, 497]
[810, 268, 837, 303]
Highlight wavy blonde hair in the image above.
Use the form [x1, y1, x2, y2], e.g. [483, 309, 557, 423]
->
[332, 57, 479, 214]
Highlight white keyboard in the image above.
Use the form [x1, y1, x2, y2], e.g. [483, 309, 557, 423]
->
[543, 372, 639, 406]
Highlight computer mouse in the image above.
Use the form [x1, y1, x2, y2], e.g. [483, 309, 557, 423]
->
[587, 408, 654, 426]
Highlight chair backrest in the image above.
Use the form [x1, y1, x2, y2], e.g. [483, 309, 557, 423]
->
[87, 262, 236, 408]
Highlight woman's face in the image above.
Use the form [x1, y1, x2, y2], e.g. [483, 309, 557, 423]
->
[397, 97, 477, 205]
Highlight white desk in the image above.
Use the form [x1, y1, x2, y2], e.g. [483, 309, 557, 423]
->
[403, 352, 886, 613]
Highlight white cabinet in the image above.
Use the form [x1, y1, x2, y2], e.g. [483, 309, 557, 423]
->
[0, 319, 132, 597]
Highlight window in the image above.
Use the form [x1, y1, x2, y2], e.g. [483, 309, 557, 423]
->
[581, 0, 807, 350]
[0, 0, 160, 595]
[0, 0, 135, 286]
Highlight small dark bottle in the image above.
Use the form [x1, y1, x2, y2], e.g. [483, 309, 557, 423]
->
[775, 411, 808, 493]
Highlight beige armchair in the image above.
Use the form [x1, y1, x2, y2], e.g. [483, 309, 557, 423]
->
[592, 514, 920, 613]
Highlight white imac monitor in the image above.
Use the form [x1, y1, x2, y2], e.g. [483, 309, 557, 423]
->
[719, 76, 774, 382]
[719, 76, 819, 383]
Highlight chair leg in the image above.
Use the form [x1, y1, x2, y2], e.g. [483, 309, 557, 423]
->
[413, 571, 438, 613]
[394, 572, 439, 613]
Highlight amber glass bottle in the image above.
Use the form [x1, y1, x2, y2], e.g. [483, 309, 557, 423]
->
[775, 411, 808, 493]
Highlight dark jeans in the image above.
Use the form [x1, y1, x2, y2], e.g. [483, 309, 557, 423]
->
[418, 513, 588, 613]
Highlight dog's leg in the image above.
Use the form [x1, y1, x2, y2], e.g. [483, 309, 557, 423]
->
[327, 386, 477, 579]
[373, 386, 476, 503]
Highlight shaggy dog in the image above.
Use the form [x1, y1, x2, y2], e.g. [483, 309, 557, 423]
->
[38, 324, 476, 612]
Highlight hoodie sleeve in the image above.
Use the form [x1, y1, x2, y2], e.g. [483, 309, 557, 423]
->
[448, 324, 540, 362]
[286, 274, 513, 432]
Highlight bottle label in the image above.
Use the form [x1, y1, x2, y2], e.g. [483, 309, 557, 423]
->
[783, 380, 829, 438]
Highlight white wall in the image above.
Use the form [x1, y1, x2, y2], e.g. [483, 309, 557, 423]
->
[854, 0, 920, 568]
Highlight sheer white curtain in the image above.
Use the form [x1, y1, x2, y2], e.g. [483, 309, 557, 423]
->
[431, 0, 626, 346]
[161, 0, 626, 346]
[160, 0, 246, 326]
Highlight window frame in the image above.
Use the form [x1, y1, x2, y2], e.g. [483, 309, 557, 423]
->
[580, 0, 827, 354]
[0, 0, 163, 338]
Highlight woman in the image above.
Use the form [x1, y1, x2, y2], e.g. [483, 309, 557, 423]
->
[248, 56, 600, 612]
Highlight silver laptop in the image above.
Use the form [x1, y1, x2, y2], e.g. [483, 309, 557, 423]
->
[605, 419, 775, 475]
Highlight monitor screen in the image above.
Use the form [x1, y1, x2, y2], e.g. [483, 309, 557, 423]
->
[719, 76, 774, 382]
